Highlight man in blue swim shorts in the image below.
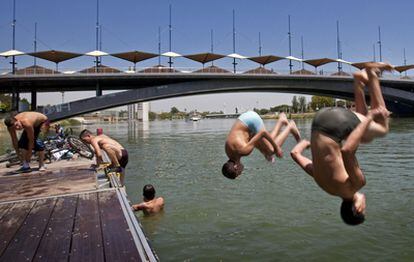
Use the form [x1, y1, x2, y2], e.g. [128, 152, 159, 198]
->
[222, 111, 301, 179]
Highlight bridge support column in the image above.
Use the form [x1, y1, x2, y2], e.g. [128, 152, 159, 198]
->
[31, 91, 37, 111]
[137, 102, 149, 122]
[11, 91, 20, 111]
[96, 82, 102, 96]
[127, 104, 136, 120]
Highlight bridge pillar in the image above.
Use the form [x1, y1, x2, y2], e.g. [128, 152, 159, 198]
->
[11, 91, 20, 111]
[31, 91, 37, 111]
[96, 82, 102, 96]
[127, 104, 136, 120]
[137, 102, 149, 122]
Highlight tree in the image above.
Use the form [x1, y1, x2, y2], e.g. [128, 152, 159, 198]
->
[170, 107, 179, 114]
[259, 108, 269, 115]
[148, 111, 157, 121]
[298, 96, 307, 112]
[291, 96, 299, 113]
[310, 96, 335, 110]
[0, 94, 12, 111]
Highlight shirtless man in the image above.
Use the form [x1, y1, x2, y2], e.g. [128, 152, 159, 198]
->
[222, 111, 301, 179]
[4, 111, 48, 172]
[290, 62, 392, 225]
[79, 129, 128, 184]
[132, 184, 164, 215]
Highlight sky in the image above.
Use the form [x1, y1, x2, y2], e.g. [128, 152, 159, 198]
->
[0, 0, 413, 113]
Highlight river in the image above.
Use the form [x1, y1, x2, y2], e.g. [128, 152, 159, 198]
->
[1, 118, 413, 261]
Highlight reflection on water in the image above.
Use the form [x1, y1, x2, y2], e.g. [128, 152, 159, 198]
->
[0, 118, 413, 260]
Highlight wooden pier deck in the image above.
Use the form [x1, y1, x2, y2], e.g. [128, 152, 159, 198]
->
[0, 159, 157, 262]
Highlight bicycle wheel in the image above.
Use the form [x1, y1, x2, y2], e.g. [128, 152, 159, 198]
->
[67, 136, 95, 159]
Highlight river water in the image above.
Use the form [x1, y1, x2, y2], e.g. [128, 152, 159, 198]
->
[1, 118, 413, 261]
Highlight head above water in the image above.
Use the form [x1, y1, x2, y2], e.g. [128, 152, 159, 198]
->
[340, 199, 365, 225]
[143, 184, 156, 200]
[222, 160, 244, 179]
[79, 129, 94, 143]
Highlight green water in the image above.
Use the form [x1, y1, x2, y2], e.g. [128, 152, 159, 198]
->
[1, 119, 413, 261]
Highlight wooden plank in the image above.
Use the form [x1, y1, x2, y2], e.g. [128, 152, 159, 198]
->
[99, 191, 141, 261]
[0, 198, 56, 262]
[0, 203, 12, 220]
[33, 196, 78, 262]
[0, 165, 96, 202]
[0, 201, 34, 257]
[70, 193, 104, 262]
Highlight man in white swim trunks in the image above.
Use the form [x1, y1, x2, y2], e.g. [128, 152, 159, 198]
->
[222, 111, 301, 179]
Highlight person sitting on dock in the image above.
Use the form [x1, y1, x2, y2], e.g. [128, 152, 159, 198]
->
[4, 111, 49, 173]
[290, 62, 392, 225]
[79, 129, 128, 185]
[222, 111, 301, 179]
[132, 184, 164, 215]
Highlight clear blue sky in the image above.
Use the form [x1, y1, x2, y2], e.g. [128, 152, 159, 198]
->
[1, 0, 413, 112]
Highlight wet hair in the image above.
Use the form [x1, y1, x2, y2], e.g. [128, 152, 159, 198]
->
[222, 160, 242, 179]
[4, 116, 16, 127]
[143, 184, 156, 200]
[79, 129, 93, 139]
[340, 200, 365, 225]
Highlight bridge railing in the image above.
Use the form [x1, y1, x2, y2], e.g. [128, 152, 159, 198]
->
[0, 66, 411, 79]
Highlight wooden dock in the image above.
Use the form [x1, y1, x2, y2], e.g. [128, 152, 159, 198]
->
[0, 159, 157, 262]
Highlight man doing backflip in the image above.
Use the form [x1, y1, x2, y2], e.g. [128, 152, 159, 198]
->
[222, 111, 301, 179]
[290, 62, 392, 225]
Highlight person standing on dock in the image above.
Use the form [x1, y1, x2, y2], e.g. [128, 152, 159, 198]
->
[4, 111, 49, 173]
[290, 62, 392, 225]
[80, 129, 128, 185]
[222, 111, 301, 179]
[132, 184, 164, 215]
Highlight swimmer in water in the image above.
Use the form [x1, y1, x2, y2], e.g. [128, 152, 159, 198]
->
[222, 111, 301, 179]
[132, 184, 164, 215]
[290, 62, 392, 225]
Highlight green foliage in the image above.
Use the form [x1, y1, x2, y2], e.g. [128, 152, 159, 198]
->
[148, 111, 157, 121]
[270, 104, 291, 112]
[310, 96, 335, 110]
[298, 96, 307, 112]
[0, 94, 12, 111]
[259, 108, 269, 115]
[170, 107, 179, 114]
[291, 96, 299, 113]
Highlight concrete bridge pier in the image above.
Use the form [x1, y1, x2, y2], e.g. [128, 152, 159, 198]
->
[137, 102, 149, 122]
[96, 82, 102, 96]
[31, 91, 37, 111]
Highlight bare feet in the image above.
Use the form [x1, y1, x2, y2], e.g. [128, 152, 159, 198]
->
[278, 112, 289, 125]
[364, 62, 394, 72]
[289, 120, 301, 142]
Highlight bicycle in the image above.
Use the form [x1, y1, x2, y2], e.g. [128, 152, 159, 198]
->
[44, 135, 95, 162]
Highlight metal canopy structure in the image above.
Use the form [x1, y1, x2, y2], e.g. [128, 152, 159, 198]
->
[351, 61, 374, 70]
[304, 58, 336, 68]
[15, 65, 59, 75]
[193, 65, 230, 73]
[394, 64, 414, 73]
[184, 52, 226, 65]
[28, 50, 82, 64]
[111, 51, 158, 65]
[138, 64, 180, 73]
[243, 67, 276, 74]
[79, 65, 121, 74]
[0, 49, 25, 57]
[247, 55, 284, 66]
[292, 69, 316, 75]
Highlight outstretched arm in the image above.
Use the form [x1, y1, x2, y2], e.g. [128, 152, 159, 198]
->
[90, 139, 103, 166]
[132, 202, 145, 211]
[290, 140, 314, 177]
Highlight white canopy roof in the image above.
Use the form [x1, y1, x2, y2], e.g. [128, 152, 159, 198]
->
[335, 58, 352, 64]
[285, 56, 303, 62]
[161, 51, 182, 57]
[0, 49, 25, 57]
[227, 53, 248, 59]
[85, 50, 109, 57]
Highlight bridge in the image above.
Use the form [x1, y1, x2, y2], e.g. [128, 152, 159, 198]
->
[1, 72, 414, 120]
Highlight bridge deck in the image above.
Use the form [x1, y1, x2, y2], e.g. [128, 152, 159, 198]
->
[0, 159, 157, 261]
